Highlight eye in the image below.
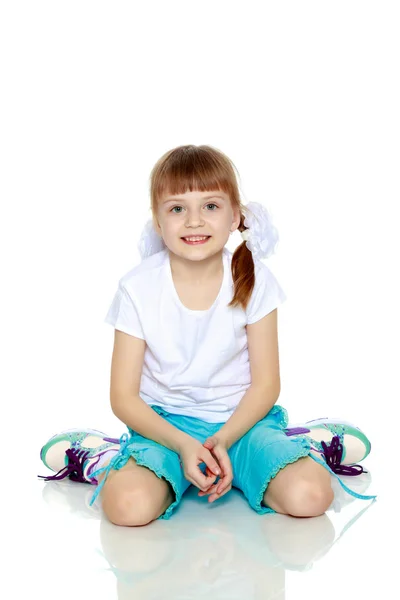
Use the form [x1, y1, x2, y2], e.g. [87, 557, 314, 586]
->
[170, 203, 219, 214]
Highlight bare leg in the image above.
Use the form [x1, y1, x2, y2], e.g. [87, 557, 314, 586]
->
[98, 457, 175, 526]
[262, 452, 334, 517]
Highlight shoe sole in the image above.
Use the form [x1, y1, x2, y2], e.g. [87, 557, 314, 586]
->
[40, 428, 112, 471]
[287, 418, 371, 463]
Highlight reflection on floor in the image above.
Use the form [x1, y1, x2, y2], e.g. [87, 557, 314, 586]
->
[39, 469, 377, 599]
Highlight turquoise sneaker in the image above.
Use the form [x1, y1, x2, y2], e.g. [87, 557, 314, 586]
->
[284, 417, 371, 474]
[38, 428, 121, 485]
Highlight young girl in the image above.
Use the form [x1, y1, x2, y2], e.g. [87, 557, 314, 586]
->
[38, 144, 376, 526]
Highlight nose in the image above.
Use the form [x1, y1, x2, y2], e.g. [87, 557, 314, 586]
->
[185, 210, 205, 228]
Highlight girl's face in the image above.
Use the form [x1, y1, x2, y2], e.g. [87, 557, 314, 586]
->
[154, 190, 241, 258]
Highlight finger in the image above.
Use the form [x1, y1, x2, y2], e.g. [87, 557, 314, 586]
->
[192, 476, 214, 492]
[201, 463, 222, 491]
[185, 465, 217, 491]
[198, 465, 222, 495]
[196, 468, 219, 491]
[202, 450, 231, 495]
[205, 466, 215, 477]
[203, 452, 222, 477]
[214, 464, 231, 491]
[198, 469, 232, 496]
[215, 478, 231, 495]
[194, 451, 222, 489]
[215, 451, 231, 476]
[210, 456, 232, 495]
[208, 484, 232, 503]
[205, 466, 220, 483]
[208, 473, 232, 496]
[198, 482, 219, 496]
[199, 480, 219, 494]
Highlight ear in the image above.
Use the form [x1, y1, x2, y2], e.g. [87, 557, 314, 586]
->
[152, 216, 162, 235]
[232, 205, 242, 232]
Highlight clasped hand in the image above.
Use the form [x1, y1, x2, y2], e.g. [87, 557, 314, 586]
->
[178, 435, 233, 502]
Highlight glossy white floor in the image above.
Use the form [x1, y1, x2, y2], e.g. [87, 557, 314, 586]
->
[17, 449, 393, 599]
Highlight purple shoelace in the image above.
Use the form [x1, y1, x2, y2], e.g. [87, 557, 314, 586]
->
[285, 428, 366, 476]
[38, 448, 92, 484]
[321, 435, 366, 476]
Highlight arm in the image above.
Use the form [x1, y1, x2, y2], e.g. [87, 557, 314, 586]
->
[112, 393, 192, 454]
[214, 383, 280, 450]
[110, 329, 192, 454]
[216, 309, 282, 450]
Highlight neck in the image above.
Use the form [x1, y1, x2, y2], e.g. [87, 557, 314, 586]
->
[168, 249, 224, 284]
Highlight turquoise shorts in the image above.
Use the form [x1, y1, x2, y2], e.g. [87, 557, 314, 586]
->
[89, 403, 332, 519]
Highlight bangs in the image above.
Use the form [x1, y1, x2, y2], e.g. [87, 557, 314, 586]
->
[151, 145, 236, 204]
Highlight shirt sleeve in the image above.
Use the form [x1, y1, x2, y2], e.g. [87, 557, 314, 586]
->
[104, 284, 145, 339]
[246, 262, 287, 325]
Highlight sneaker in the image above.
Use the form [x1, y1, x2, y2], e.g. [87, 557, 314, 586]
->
[38, 428, 121, 485]
[284, 417, 371, 475]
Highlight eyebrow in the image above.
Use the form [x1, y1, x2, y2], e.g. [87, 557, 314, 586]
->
[162, 194, 225, 204]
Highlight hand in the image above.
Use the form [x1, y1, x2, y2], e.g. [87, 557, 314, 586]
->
[198, 435, 233, 503]
[178, 437, 222, 492]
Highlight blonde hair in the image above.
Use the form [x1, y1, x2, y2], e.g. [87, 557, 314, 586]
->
[149, 144, 255, 311]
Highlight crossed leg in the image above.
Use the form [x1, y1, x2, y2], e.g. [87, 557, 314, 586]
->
[98, 450, 333, 524]
[262, 451, 334, 517]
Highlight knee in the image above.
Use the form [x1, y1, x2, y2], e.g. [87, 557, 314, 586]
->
[283, 479, 334, 517]
[102, 485, 159, 527]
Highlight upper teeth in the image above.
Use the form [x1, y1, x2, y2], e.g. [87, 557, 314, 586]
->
[184, 236, 208, 241]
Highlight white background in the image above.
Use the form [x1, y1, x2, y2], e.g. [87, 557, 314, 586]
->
[1, 2, 399, 595]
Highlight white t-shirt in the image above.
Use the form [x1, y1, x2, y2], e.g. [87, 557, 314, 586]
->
[104, 247, 287, 423]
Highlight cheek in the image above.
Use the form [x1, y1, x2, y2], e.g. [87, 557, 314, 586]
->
[163, 223, 182, 238]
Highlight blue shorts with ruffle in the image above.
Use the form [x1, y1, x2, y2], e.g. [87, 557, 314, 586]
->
[88, 404, 375, 520]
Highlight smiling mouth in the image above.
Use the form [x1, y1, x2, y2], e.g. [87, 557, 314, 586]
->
[181, 236, 211, 244]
